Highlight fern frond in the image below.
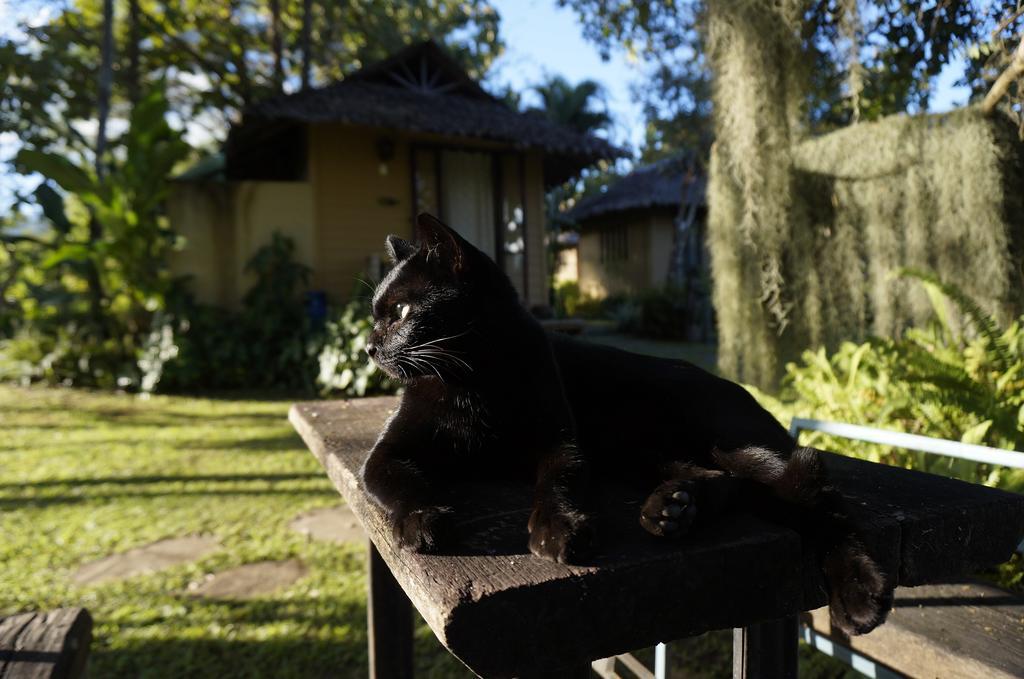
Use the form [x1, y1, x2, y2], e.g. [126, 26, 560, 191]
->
[898, 268, 1013, 374]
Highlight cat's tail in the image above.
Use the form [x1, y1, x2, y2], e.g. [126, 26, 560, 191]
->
[713, 445, 894, 635]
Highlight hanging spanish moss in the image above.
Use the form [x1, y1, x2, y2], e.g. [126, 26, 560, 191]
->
[792, 109, 1024, 340]
[706, 0, 807, 388]
[709, 97, 1024, 387]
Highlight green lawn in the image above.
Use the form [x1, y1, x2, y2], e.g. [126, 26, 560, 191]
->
[0, 385, 469, 678]
[1, 385, 855, 678]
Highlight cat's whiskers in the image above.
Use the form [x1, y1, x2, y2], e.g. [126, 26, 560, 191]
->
[396, 326, 476, 381]
[400, 352, 447, 384]
[414, 355, 447, 383]
[403, 328, 473, 353]
[411, 347, 473, 373]
[408, 345, 473, 372]
[391, 357, 410, 380]
[353, 277, 380, 301]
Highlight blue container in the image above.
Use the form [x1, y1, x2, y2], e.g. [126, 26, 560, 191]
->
[306, 290, 328, 328]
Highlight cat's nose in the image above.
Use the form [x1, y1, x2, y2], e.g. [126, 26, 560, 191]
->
[366, 343, 377, 358]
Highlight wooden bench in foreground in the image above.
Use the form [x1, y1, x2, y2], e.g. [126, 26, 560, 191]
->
[803, 580, 1024, 678]
[0, 608, 92, 679]
[290, 397, 1024, 678]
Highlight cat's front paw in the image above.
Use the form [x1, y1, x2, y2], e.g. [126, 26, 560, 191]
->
[640, 480, 698, 538]
[392, 506, 453, 553]
[527, 506, 592, 564]
[825, 538, 893, 635]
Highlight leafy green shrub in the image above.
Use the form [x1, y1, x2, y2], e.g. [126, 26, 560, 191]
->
[1, 85, 190, 392]
[748, 270, 1024, 591]
[612, 287, 690, 340]
[553, 280, 608, 319]
[756, 270, 1024, 492]
[316, 296, 396, 397]
[575, 294, 614, 319]
[161, 234, 320, 393]
[4, 217, 396, 396]
[553, 284, 692, 335]
[0, 319, 143, 389]
[553, 280, 582, 317]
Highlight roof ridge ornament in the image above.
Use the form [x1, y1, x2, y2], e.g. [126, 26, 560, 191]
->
[384, 55, 461, 96]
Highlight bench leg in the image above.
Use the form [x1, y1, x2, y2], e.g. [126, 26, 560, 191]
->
[732, 615, 798, 679]
[368, 541, 414, 679]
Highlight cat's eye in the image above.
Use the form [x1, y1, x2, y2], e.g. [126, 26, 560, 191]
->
[395, 303, 411, 320]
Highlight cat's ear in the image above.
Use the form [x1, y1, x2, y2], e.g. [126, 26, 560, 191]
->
[385, 235, 417, 263]
[415, 213, 468, 273]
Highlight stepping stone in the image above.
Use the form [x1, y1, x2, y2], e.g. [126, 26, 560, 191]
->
[188, 559, 307, 600]
[73, 535, 220, 585]
[289, 504, 364, 544]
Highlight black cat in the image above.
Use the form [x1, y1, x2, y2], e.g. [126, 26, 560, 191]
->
[360, 213, 893, 635]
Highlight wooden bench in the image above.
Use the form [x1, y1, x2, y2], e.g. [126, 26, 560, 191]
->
[802, 581, 1024, 678]
[290, 397, 1024, 678]
[0, 608, 92, 679]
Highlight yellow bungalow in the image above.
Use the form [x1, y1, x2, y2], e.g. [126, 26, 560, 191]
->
[168, 40, 621, 310]
[566, 155, 707, 299]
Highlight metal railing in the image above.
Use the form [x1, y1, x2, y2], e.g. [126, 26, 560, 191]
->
[788, 417, 1024, 469]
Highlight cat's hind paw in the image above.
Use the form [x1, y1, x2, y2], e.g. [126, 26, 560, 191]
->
[641, 480, 698, 538]
[392, 506, 453, 553]
[825, 538, 894, 635]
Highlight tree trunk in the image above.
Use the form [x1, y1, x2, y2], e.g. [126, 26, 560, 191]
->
[127, 0, 141, 106]
[270, 0, 284, 92]
[229, 0, 254, 106]
[982, 36, 1024, 116]
[667, 164, 699, 289]
[96, 0, 114, 178]
[301, 0, 312, 89]
[90, 0, 115, 337]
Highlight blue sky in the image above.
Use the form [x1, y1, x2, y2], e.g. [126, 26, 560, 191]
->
[485, 0, 646, 152]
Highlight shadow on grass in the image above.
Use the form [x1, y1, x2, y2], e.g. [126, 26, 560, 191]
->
[0, 487, 335, 511]
[0, 473, 326, 489]
[97, 597, 369, 677]
[164, 389, 316, 403]
[93, 633, 368, 679]
[171, 434, 304, 453]
[93, 596, 466, 678]
[1, 433, 305, 453]
[0, 403, 295, 427]
[110, 596, 367, 632]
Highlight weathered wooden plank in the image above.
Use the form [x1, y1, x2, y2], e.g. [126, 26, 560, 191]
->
[290, 397, 1024, 678]
[806, 581, 1024, 678]
[367, 541, 413, 679]
[819, 455, 1024, 585]
[0, 608, 92, 679]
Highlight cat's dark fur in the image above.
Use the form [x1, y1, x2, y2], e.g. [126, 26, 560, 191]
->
[360, 213, 893, 635]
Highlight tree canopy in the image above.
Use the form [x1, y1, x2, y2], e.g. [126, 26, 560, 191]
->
[557, 0, 1017, 160]
[1, 0, 503, 171]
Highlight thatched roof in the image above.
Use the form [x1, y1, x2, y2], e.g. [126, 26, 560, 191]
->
[228, 40, 625, 187]
[567, 153, 706, 223]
